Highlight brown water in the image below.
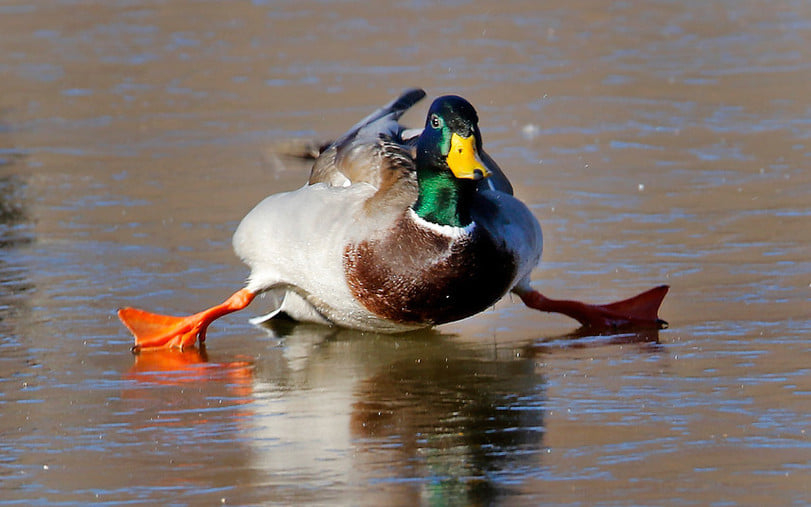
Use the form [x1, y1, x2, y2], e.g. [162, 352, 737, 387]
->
[1, 0, 809, 504]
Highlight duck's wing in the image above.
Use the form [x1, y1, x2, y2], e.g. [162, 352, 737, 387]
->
[472, 189, 543, 289]
[477, 149, 514, 196]
[309, 88, 426, 187]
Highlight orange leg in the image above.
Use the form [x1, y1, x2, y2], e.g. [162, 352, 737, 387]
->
[517, 285, 669, 330]
[118, 288, 256, 352]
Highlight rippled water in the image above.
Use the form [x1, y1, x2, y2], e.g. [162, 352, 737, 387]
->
[1, 0, 809, 504]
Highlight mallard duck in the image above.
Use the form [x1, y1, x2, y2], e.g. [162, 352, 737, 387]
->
[119, 89, 668, 351]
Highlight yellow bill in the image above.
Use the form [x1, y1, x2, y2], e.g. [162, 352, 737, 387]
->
[446, 133, 491, 180]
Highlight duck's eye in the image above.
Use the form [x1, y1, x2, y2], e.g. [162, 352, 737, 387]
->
[430, 114, 441, 129]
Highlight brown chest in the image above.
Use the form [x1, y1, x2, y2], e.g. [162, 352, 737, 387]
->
[344, 215, 517, 326]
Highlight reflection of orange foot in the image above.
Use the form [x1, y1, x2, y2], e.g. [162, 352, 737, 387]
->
[517, 285, 669, 330]
[118, 288, 256, 351]
[129, 347, 209, 374]
[127, 347, 254, 395]
[123, 348, 255, 427]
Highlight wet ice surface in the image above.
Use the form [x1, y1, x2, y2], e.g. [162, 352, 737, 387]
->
[1, 0, 809, 504]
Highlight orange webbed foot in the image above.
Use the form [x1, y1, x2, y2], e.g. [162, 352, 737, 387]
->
[118, 308, 202, 351]
[518, 285, 669, 331]
[118, 289, 256, 352]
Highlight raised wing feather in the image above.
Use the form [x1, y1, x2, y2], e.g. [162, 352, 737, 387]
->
[308, 88, 426, 187]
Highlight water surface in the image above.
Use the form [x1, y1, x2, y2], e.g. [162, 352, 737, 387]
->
[1, 0, 809, 504]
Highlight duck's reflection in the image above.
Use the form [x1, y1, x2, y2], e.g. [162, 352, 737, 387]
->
[120, 317, 660, 502]
[351, 354, 544, 503]
[254, 321, 547, 504]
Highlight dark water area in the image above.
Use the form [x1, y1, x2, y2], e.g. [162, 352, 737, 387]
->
[1, 0, 809, 504]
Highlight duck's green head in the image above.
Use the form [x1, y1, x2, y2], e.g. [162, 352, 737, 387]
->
[413, 95, 492, 227]
[416, 95, 492, 181]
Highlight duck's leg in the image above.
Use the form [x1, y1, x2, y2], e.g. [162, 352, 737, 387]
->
[118, 288, 256, 352]
[515, 284, 669, 330]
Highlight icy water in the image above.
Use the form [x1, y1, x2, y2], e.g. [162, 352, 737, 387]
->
[1, 0, 809, 505]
